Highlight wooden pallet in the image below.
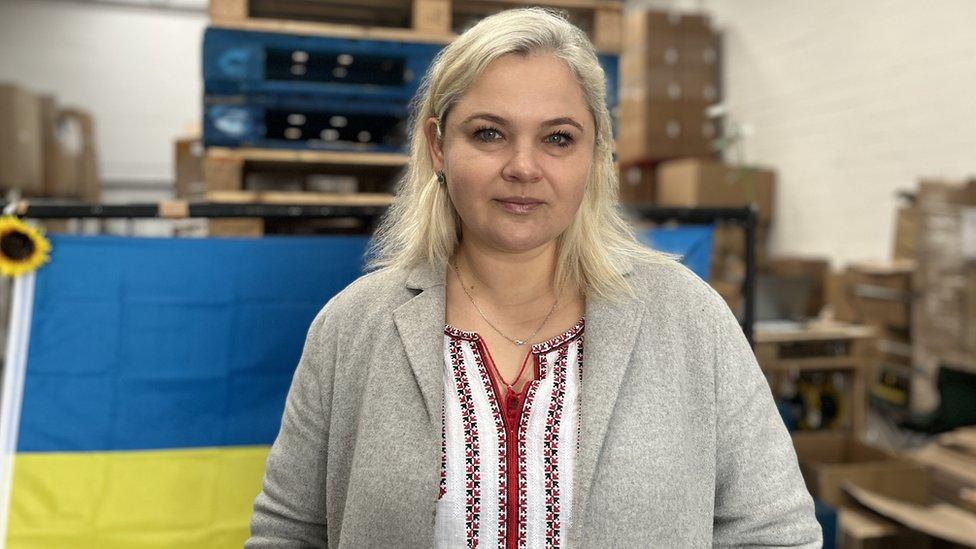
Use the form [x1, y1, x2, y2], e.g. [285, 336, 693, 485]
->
[196, 146, 408, 198]
[210, 0, 623, 53]
[172, 190, 393, 236]
[200, 189, 393, 206]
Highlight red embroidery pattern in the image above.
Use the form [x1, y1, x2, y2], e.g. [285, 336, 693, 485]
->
[576, 337, 585, 456]
[531, 317, 585, 355]
[516, 366, 543, 548]
[448, 337, 482, 548]
[467, 338, 509, 546]
[442, 317, 585, 549]
[444, 324, 480, 341]
[439, 404, 447, 501]
[543, 344, 571, 545]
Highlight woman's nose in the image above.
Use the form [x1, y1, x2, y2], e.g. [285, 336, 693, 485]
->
[501, 140, 543, 184]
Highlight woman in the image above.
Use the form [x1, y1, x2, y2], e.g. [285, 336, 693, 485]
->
[247, 7, 821, 548]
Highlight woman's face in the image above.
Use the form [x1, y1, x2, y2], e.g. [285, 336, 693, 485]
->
[424, 52, 596, 255]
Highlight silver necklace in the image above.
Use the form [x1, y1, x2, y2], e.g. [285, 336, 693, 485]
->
[450, 258, 559, 347]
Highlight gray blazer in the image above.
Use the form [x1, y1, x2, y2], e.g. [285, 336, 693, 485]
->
[246, 258, 823, 548]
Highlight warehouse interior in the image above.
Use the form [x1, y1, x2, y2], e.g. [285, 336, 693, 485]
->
[0, 0, 975, 546]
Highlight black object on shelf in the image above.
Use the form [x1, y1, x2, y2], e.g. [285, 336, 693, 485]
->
[0, 200, 758, 346]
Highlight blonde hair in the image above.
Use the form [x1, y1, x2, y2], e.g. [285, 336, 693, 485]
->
[365, 7, 674, 300]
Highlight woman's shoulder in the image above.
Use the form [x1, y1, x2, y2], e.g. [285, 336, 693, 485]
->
[321, 265, 411, 316]
[624, 256, 738, 338]
[628, 257, 725, 310]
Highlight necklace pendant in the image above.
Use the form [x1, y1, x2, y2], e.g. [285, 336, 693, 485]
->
[515, 340, 525, 346]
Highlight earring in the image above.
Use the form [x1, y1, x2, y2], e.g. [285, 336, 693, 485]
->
[437, 172, 446, 185]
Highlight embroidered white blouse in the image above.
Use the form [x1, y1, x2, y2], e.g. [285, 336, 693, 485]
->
[435, 317, 585, 549]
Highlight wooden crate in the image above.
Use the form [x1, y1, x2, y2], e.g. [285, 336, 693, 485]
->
[209, 0, 623, 53]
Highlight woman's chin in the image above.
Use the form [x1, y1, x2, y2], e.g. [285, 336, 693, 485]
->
[484, 230, 558, 254]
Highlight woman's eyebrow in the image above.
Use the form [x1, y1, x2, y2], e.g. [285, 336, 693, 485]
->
[461, 112, 584, 132]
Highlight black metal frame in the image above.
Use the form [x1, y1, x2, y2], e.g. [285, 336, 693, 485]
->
[0, 200, 758, 345]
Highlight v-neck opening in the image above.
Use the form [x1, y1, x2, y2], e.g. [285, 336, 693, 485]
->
[443, 315, 585, 355]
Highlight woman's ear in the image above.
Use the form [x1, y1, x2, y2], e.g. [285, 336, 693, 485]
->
[422, 116, 445, 173]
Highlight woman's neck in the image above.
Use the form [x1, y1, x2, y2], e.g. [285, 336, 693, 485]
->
[452, 240, 560, 310]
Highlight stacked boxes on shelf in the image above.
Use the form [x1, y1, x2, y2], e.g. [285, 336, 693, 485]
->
[616, 8, 721, 205]
[0, 83, 100, 203]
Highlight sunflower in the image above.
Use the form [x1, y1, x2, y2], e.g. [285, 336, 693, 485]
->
[0, 216, 52, 277]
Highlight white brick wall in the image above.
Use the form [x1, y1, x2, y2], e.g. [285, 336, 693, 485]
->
[634, 0, 976, 266]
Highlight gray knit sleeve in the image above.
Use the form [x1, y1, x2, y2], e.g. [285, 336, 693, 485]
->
[710, 291, 823, 548]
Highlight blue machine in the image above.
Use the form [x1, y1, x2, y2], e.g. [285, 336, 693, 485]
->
[204, 28, 442, 102]
[203, 27, 620, 151]
[203, 97, 409, 152]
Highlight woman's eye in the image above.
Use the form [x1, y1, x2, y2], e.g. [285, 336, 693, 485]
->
[546, 132, 574, 148]
[474, 128, 501, 142]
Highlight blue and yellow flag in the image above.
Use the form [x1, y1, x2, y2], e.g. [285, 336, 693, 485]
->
[0, 235, 368, 548]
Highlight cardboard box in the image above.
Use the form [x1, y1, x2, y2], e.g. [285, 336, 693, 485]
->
[38, 98, 100, 200]
[623, 9, 681, 51]
[175, 136, 204, 198]
[678, 68, 719, 104]
[0, 83, 44, 196]
[593, 6, 623, 53]
[617, 96, 682, 161]
[679, 102, 717, 157]
[39, 95, 61, 196]
[792, 431, 928, 508]
[55, 108, 99, 201]
[679, 31, 719, 68]
[618, 163, 655, 205]
[655, 159, 775, 225]
[620, 63, 681, 102]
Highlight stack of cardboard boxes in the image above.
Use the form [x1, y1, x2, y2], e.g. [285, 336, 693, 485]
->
[913, 180, 976, 376]
[618, 9, 720, 164]
[0, 83, 100, 203]
[617, 8, 721, 206]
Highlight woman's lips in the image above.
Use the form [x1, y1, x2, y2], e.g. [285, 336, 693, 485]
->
[495, 199, 543, 214]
